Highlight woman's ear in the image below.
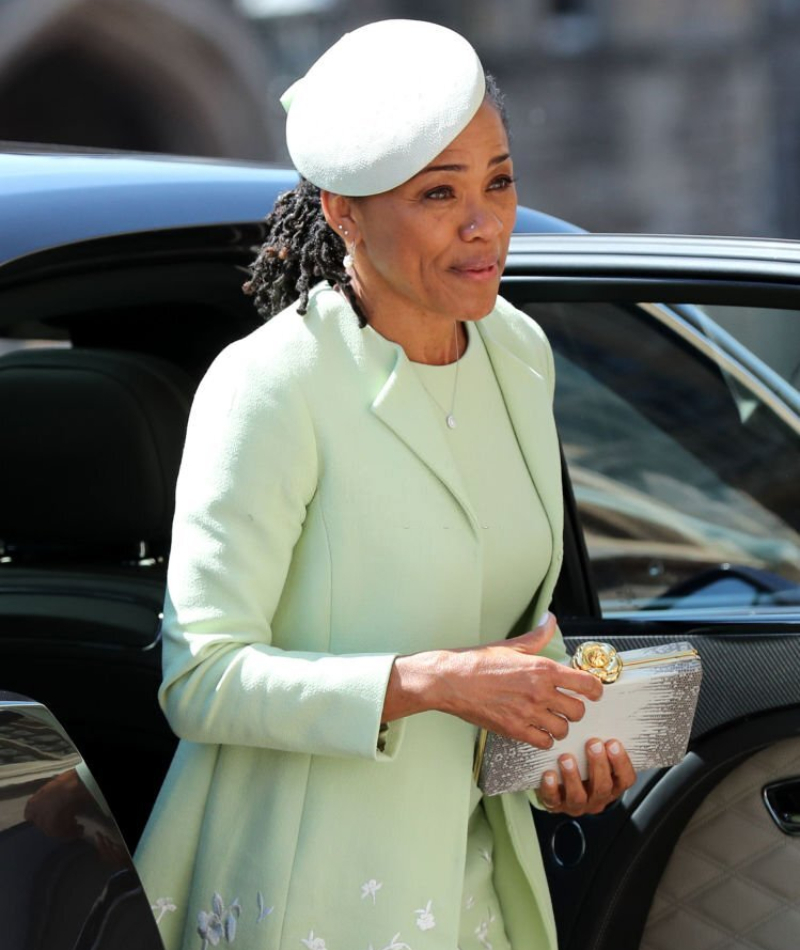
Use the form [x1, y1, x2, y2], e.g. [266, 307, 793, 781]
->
[320, 191, 358, 243]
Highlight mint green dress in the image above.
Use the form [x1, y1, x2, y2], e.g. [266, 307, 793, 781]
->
[412, 323, 552, 950]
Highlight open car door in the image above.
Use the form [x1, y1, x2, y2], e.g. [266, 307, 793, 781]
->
[0, 693, 165, 949]
[500, 234, 800, 950]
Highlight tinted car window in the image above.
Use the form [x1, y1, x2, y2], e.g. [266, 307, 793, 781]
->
[696, 304, 800, 391]
[523, 300, 800, 615]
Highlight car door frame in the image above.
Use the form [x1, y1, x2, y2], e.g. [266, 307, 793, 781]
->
[500, 233, 800, 950]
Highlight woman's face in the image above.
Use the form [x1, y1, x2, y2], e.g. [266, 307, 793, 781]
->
[343, 101, 517, 332]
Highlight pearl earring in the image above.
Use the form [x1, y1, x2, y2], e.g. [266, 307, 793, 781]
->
[336, 223, 353, 267]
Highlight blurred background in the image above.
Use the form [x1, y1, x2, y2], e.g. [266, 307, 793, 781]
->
[1, 0, 799, 237]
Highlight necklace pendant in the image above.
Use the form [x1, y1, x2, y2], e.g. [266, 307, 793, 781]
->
[446, 414, 457, 429]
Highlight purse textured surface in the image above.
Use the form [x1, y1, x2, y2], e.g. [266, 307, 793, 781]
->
[477, 641, 702, 795]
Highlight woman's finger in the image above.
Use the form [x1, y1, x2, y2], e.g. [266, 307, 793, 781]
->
[551, 665, 604, 702]
[607, 739, 636, 794]
[535, 710, 570, 741]
[537, 770, 562, 810]
[511, 614, 557, 655]
[519, 724, 557, 750]
[558, 755, 587, 813]
[585, 739, 614, 810]
[547, 690, 587, 724]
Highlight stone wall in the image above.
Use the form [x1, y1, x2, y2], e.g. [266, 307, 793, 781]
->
[389, 0, 800, 236]
[1, 0, 799, 238]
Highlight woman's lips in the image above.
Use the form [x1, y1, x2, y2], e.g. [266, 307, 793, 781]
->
[450, 260, 499, 281]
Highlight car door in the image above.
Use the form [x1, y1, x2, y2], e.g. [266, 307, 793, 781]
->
[501, 235, 800, 950]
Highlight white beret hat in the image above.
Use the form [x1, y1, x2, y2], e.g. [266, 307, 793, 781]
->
[281, 19, 486, 196]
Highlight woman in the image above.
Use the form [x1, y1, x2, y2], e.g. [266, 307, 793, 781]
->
[136, 20, 634, 950]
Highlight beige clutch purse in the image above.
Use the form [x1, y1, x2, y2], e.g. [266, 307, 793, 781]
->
[474, 640, 702, 796]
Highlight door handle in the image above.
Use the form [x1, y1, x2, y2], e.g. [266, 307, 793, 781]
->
[763, 778, 800, 835]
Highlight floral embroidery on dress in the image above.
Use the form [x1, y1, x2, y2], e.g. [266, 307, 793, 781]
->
[361, 879, 383, 904]
[475, 911, 496, 950]
[256, 892, 274, 923]
[478, 847, 492, 865]
[197, 893, 241, 948]
[151, 897, 177, 925]
[414, 900, 436, 931]
[464, 895, 475, 911]
[368, 934, 412, 950]
[301, 931, 327, 949]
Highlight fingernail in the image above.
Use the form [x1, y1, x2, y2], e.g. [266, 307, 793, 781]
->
[561, 757, 576, 771]
[608, 741, 621, 755]
[536, 611, 551, 627]
[589, 740, 603, 755]
[543, 773, 557, 786]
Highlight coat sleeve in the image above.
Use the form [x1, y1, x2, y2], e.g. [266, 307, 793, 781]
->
[158, 340, 404, 761]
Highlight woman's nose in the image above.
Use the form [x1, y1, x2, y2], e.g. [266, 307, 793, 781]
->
[459, 208, 503, 240]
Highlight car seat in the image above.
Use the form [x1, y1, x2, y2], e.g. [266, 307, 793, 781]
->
[0, 346, 196, 847]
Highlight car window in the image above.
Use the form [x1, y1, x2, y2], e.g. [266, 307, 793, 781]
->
[522, 300, 800, 617]
[693, 303, 800, 391]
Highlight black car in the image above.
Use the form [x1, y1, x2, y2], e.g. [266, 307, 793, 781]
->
[2, 143, 799, 950]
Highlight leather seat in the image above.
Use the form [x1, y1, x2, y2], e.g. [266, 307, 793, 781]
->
[0, 347, 196, 846]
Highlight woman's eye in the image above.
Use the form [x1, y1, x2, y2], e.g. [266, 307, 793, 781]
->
[489, 175, 517, 191]
[424, 185, 454, 201]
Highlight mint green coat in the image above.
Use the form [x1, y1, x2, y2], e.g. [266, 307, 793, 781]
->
[135, 284, 568, 950]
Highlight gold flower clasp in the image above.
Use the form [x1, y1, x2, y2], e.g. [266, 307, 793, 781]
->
[572, 641, 623, 684]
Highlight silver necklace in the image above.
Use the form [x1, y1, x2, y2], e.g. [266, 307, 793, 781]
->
[446, 321, 460, 429]
[420, 322, 460, 429]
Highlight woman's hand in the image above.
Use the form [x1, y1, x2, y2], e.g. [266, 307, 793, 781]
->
[383, 612, 603, 747]
[536, 738, 636, 816]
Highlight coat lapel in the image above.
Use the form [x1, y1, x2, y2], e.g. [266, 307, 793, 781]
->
[323, 290, 481, 534]
[477, 317, 564, 596]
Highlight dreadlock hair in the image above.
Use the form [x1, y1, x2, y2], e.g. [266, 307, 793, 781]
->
[242, 73, 509, 328]
[242, 177, 367, 325]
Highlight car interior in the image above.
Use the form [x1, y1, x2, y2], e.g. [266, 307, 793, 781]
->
[0, 228, 265, 847]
